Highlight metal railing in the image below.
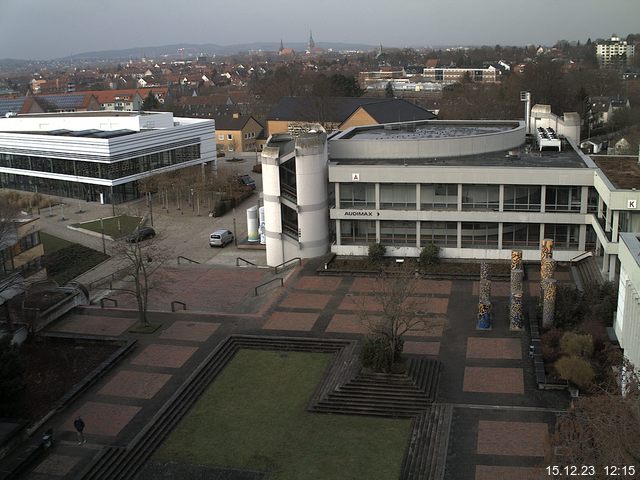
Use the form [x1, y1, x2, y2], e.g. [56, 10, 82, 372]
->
[177, 256, 200, 265]
[274, 257, 301, 274]
[236, 257, 257, 267]
[171, 301, 186, 312]
[569, 251, 593, 266]
[254, 277, 283, 296]
[89, 266, 132, 290]
[100, 297, 118, 308]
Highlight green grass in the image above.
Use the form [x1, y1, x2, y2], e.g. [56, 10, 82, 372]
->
[40, 232, 73, 254]
[72, 215, 142, 238]
[155, 350, 411, 480]
[43, 243, 109, 285]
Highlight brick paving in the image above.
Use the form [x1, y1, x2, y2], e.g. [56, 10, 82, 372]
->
[62, 402, 141, 437]
[403, 341, 440, 356]
[466, 338, 522, 359]
[32, 455, 81, 476]
[349, 277, 452, 295]
[475, 465, 544, 480]
[463, 367, 525, 394]
[48, 315, 136, 336]
[338, 295, 384, 312]
[476, 420, 548, 457]
[294, 276, 342, 291]
[262, 311, 319, 331]
[131, 344, 198, 369]
[98, 371, 172, 399]
[278, 292, 332, 310]
[159, 321, 220, 342]
[405, 322, 445, 338]
[325, 313, 369, 334]
[472, 281, 510, 297]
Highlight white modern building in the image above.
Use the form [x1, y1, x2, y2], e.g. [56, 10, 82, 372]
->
[596, 35, 636, 68]
[0, 111, 215, 204]
[615, 232, 640, 370]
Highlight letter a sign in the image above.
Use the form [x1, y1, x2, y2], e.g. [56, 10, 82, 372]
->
[351, 173, 360, 181]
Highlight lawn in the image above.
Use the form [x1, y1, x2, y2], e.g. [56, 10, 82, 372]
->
[41, 233, 110, 285]
[40, 231, 73, 254]
[155, 349, 411, 480]
[72, 215, 142, 238]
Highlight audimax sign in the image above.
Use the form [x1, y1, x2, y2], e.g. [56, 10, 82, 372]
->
[344, 210, 380, 217]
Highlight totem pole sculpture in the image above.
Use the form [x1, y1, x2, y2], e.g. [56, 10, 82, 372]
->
[510, 249, 524, 331]
[540, 238, 557, 328]
[477, 261, 492, 330]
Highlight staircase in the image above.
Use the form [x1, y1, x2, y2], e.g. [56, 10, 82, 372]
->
[572, 255, 604, 290]
[399, 404, 453, 480]
[309, 358, 441, 418]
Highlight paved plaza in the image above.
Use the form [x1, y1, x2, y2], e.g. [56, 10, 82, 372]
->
[21, 252, 569, 479]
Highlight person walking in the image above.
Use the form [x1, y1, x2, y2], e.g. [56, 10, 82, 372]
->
[73, 417, 86, 445]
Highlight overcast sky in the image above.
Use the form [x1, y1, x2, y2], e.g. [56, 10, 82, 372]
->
[0, 0, 638, 60]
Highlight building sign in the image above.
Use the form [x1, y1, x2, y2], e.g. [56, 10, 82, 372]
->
[344, 210, 380, 217]
[628, 199, 637, 209]
[351, 173, 360, 181]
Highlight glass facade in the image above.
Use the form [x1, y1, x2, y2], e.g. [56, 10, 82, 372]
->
[279, 158, 296, 201]
[420, 184, 457, 210]
[545, 186, 581, 212]
[502, 223, 540, 248]
[544, 224, 580, 249]
[340, 220, 376, 245]
[503, 186, 541, 211]
[461, 222, 499, 248]
[0, 144, 200, 181]
[380, 221, 416, 245]
[339, 183, 375, 208]
[462, 185, 499, 210]
[420, 221, 457, 247]
[380, 184, 416, 210]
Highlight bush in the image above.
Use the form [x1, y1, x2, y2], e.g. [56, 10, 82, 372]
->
[560, 332, 594, 358]
[540, 328, 564, 363]
[419, 243, 440, 267]
[360, 336, 403, 373]
[555, 356, 595, 390]
[368, 243, 386, 263]
[554, 284, 585, 329]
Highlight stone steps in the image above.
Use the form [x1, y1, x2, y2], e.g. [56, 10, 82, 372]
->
[575, 256, 603, 290]
[400, 403, 453, 480]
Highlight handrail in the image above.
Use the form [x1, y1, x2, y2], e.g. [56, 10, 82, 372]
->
[100, 297, 118, 308]
[569, 251, 593, 265]
[89, 266, 132, 290]
[254, 277, 284, 296]
[171, 301, 186, 312]
[274, 257, 301, 274]
[177, 256, 200, 265]
[236, 257, 257, 267]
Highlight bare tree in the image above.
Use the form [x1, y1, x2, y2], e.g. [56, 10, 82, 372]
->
[357, 269, 444, 372]
[551, 359, 640, 477]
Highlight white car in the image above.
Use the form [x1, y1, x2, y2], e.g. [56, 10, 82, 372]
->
[209, 229, 234, 247]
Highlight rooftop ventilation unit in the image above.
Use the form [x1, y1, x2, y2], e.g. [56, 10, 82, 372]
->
[536, 127, 561, 151]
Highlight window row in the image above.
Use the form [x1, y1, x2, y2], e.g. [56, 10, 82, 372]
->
[338, 183, 595, 212]
[340, 220, 583, 249]
[0, 144, 201, 180]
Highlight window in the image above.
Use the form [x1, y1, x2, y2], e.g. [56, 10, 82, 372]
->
[227, 134, 233, 140]
[420, 221, 457, 247]
[421, 184, 457, 210]
[545, 186, 581, 212]
[340, 220, 376, 245]
[379, 184, 416, 210]
[502, 223, 540, 248]
[503, 186, 541, 211]
[339, 183, 375, 208]
[544, 224, 580, 249]
[380, 221, 416, 246]
[462, 185, 499, 210]
[587, 187, 598, 213]
[461, 222, 499, 248]
[218, 134, 224, 141]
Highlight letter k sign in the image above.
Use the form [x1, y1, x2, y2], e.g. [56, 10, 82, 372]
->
[628, 199, 637, 209]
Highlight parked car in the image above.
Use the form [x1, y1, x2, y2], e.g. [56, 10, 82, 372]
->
[126, 226, 156, 243]
[238, 174, 256, 190]
[209, 229, 234, 247]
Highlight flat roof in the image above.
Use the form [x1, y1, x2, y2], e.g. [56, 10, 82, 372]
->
[14, 111, 155, 118]
[331, 144, 589, 169]
[592, 156, 640, 189]
[12, 128, 138, 139]
[341, 121, 518, 140]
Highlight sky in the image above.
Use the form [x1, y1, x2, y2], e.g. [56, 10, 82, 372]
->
[0, 0, 639, 60]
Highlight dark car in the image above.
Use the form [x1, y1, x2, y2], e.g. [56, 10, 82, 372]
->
[238, 174, 256, 190]
[126, 226, 156, 243]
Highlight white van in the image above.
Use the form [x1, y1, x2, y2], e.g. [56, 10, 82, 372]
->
[209, 229, 234, 247]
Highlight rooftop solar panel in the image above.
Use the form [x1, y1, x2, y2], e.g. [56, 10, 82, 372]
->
[0, 98, 26, 116]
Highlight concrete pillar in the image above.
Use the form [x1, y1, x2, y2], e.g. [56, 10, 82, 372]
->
[605, 206, 612, 232]
[457, 221, 462, 249]
[457, 184, 463, 211]
[580, 186, 589, 214]
[415, 184, 421, 211]
[612, 210, 620, 241]
[375, 183, 380, 210]
[335, 183, 340, 209]
[540, 185, 546, 213]
[498, 223, 503, 250]
[602, 252, 610, 276]
[335, 219, 341, 246]
[415, 221, 420, 248]
[579, 224, 586, 251]
[498, 185, 504, 212]
[609, 254, 617, 282]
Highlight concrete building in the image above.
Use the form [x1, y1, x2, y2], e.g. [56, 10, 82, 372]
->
[0, 111, 215, 204]
[596, 35, 636, 68]
[422, 66, 500, 84]
[615, 233, 640, 370]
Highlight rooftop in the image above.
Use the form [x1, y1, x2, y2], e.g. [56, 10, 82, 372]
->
[341, 122, 516, 140]
[592, 156, 640, 189]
